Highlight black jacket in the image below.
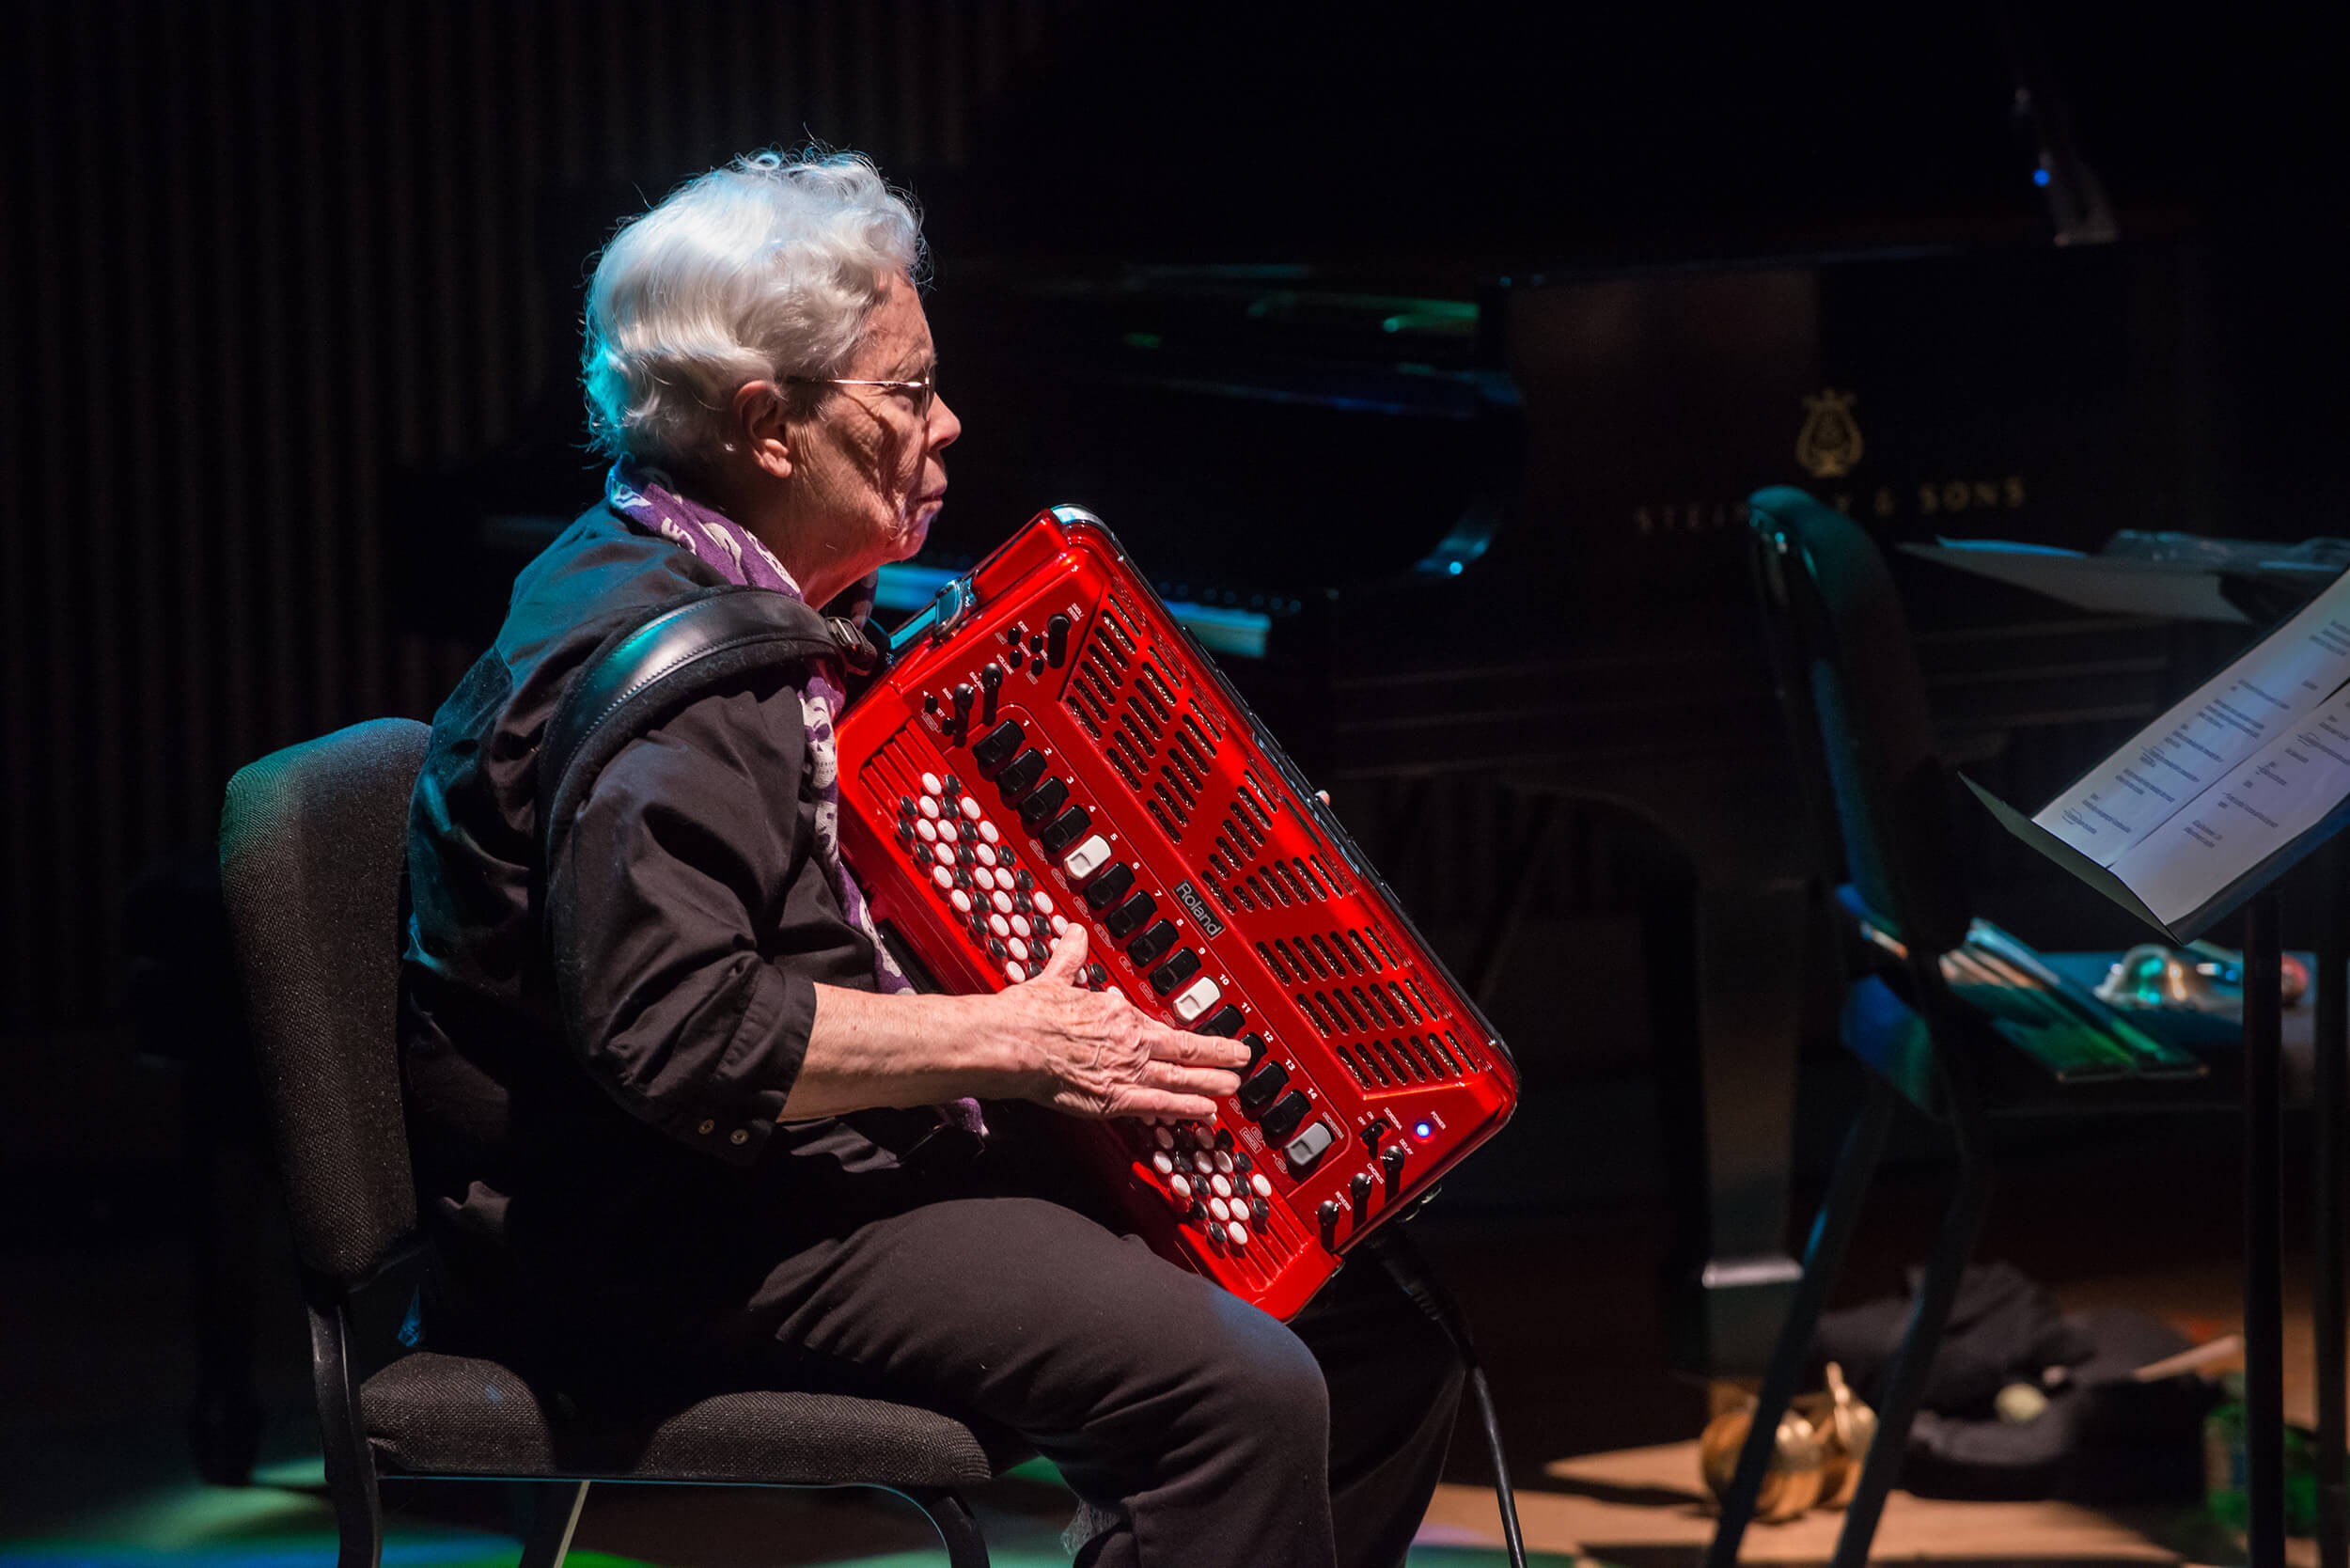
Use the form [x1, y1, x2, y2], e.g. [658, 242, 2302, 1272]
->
[400, 502, 952, 1337]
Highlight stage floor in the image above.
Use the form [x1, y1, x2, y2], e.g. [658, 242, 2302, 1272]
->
[1, 1072, 2333, 1566]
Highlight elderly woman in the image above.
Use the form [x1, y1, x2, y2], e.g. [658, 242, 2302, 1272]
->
[400, 150, 1462, 1568]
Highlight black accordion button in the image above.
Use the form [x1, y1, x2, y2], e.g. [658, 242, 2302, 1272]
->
[996, 748, 1046, 799]
[1126, 918, 1179, 968]
[1259, 1090, 1312, 1144]
[1194, 1004, 1246, 1038]
[1103, 890, 1156, 940]
[1148, 949, 1201, 996]
[1040, 805, 1091, 855]
[1083, 862, 1136, 910]
[1238, 1062, 1290, 1117]
[1018, 776, 1069, 830]
[1241, 1032, 1269, 1071]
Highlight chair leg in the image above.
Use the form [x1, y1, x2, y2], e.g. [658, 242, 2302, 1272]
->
[516, 1482, 590, 1568]
[326, 1465, 384, 1568]
[307, 1304, 384, 1568]
[1706, 1075, 1896, 1568]
[904, 1488, 991, 1568]
[1828, 1142, 1995, 1568]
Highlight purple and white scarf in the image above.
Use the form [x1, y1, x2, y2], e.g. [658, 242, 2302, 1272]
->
[606, 460, 984, 1137]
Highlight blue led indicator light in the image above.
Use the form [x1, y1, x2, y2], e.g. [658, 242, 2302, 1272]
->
[2032, 168, 2051, 187]
[1414, 1121, 1433, 1139]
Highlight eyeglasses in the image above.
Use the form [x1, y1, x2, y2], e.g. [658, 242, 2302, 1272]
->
[785, 370, 936, 423]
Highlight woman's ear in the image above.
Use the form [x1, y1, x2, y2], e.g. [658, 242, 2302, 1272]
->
[732, 381, 794, 479]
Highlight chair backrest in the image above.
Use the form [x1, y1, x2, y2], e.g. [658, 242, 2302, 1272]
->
[1746, 486, 1970, 957]
[220, 717, 431, 1284]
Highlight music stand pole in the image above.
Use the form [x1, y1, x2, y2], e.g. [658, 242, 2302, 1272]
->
[2248, 888, 2287, 1567]
[2318, 840, 2348, 1568]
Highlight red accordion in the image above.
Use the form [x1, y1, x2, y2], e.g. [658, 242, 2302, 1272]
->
[836, 507, 1517, 1319]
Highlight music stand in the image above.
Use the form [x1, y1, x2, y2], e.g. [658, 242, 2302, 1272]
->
[1968, 776, 2349, 1568]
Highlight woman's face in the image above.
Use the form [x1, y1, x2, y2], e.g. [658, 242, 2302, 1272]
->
[783, 272, 962, 589]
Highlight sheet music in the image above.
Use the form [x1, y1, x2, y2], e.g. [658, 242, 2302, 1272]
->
[2032, 569, 2350, 867]
[2107, 693, 2350, 923]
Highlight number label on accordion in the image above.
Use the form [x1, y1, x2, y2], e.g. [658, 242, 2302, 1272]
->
[835, 506, 1518, 1320]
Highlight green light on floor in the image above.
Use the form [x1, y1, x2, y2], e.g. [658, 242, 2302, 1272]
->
[808, 1556, 1070, 1568]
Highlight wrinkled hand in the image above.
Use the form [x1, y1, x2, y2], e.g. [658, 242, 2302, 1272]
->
[990, 925, 1249, 1121]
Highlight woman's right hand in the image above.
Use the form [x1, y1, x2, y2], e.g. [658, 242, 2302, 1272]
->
[987, 924, 1250, 1121]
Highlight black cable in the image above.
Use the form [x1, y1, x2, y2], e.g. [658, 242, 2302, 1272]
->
[1369, 1230, 1528, 1568]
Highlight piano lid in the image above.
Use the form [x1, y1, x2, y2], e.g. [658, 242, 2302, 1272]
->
[915, 262, 1520, 611]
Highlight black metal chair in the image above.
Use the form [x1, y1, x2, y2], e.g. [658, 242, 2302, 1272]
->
[1707, 488, 2229, 1567]
[219, 717, 1009, 1568]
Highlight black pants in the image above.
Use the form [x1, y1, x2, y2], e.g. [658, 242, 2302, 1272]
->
[697, 1175, 1465, 1568]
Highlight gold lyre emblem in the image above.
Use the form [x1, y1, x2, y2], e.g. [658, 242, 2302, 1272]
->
[1795, 389, 1864, 479]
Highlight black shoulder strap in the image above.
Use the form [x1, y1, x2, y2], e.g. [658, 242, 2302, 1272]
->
[537, 586, 845, 870]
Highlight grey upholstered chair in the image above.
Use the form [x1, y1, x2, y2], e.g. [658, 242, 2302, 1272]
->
[220, 717, 1006, 1568]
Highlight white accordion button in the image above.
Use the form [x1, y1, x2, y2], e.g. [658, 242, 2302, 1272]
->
[949, 889, 972, 914]
[1004, 960, 1026, 983]
[1192, 1151, 1214, 1174]
[977, 820, 1000, 844]
[975, 843, 997, 868]
[932, 843, 955, 868]
[1208, 1197, 1231, 1223]
[1010, 915, 1032, 937]
[916, 818, 939, 843]
[1152, 1151, 1174, 1176]
[1051, 915, 1070, 936]
[936, 821, 958, 844]
[1210, 1173, 1232, 1199]
[930, 866, 953, 890]
[1153, 1126, 1175, 1150]
[920, 772, 943, 795]
[1226, 1221, 1249, 1247]
[1008, 938, 1028, 962]
[918, 795, 941, 820]
[959, 795, 982, 822]
[1250, 1172, 1274, 1198]
[992, 890, 1014, 914]
[988, 914, 1010, 937]
[1060, 834, 1113, 881]
[1214, 1151, 1235, 1175]
[1031, 890, 1055, 916]
[1169, 976, 1222, 1024]
[1169, 1175, 1192, 1204]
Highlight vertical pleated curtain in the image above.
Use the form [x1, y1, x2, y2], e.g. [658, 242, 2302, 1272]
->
[0, 0, 1055, 1027]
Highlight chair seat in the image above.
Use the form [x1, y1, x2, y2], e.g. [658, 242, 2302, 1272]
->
[362, 1351, 1013, 1486]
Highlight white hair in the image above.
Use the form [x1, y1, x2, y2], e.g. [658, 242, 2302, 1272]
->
[581, 149, 925, 468]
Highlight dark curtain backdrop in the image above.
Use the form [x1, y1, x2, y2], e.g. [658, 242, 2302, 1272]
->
[0, 0, 1065, 1027]
[3, 1, 2342, 1032]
